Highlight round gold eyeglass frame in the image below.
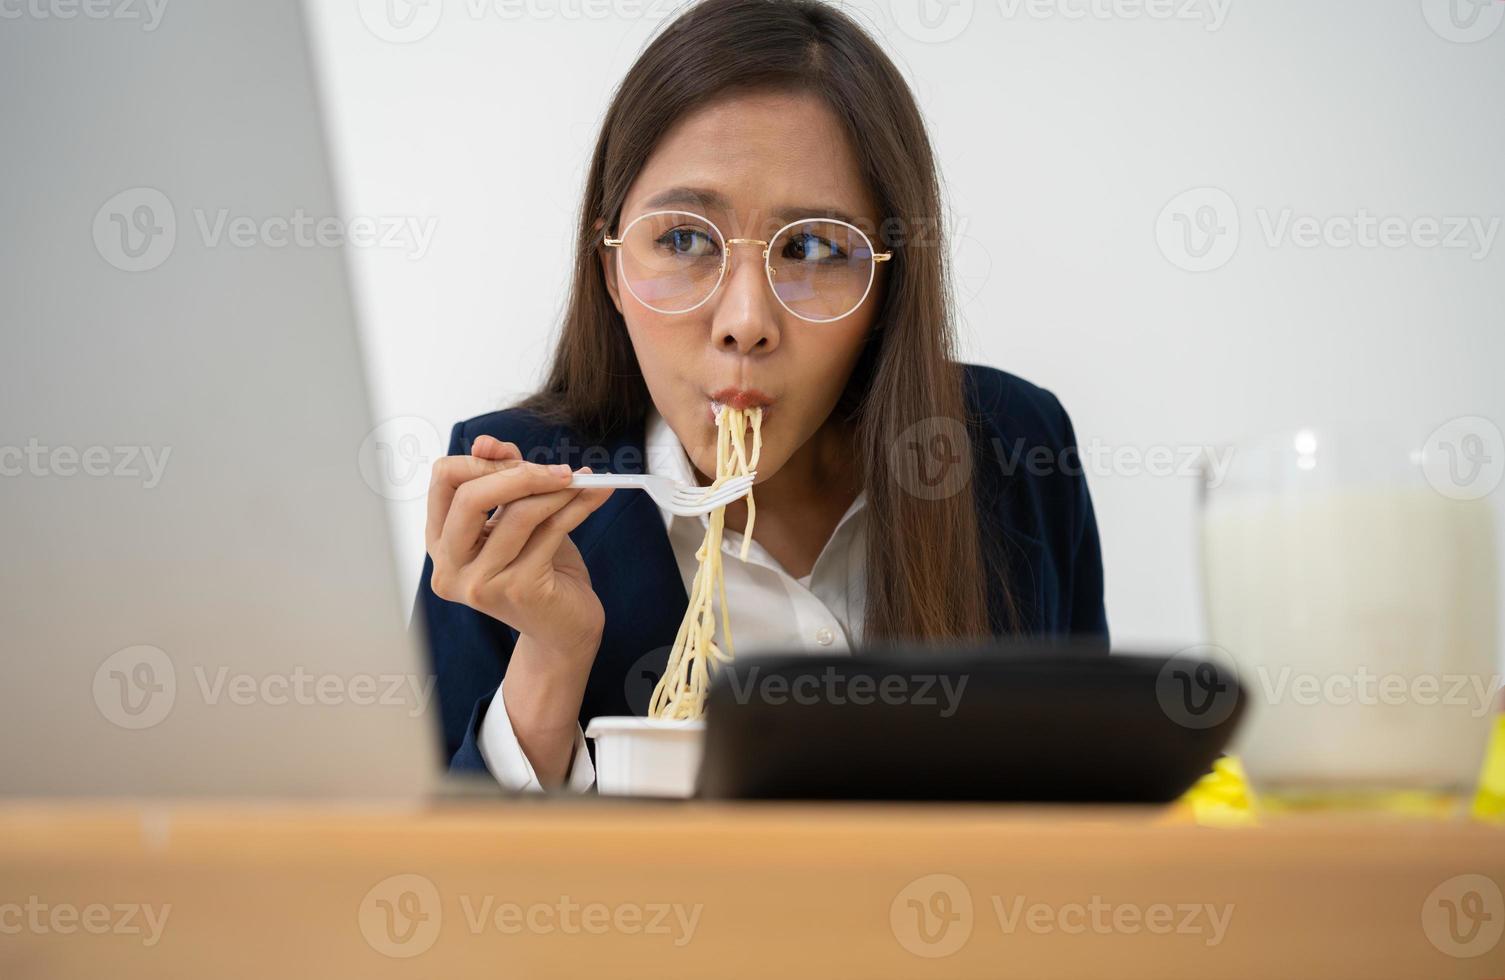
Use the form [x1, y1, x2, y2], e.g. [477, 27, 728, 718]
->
[603, 209, 893, 324]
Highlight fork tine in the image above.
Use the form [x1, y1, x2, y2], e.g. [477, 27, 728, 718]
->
[693, 489, 748, 509]
[672, 480, 753, 505]
[667, 489, 752, 514]
[702, 491, 754, 512]
[671, 474, 752, 496]
[677, 481, 752, 499]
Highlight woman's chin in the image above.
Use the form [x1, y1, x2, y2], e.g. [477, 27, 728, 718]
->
[682, 441, 776, 484]
[672, 412, 772, 478]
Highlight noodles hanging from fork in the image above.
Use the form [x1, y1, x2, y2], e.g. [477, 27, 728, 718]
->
[648, 405, 763, 720]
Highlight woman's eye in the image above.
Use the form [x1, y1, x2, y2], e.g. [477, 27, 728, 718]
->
[785, 233, 845, 262]
[656, 227, 718, 258]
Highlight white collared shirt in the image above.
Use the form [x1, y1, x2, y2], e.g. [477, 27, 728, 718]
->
[478, 406, 868, 791]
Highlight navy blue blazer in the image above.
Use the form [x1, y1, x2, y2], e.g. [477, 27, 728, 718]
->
[413, 363, 1108, 772]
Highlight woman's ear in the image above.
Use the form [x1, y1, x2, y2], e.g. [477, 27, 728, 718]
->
[592, 217, 624, 315]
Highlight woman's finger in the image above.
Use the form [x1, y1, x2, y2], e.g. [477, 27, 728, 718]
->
[426, 453, 516, 552]
[438, 461, 574, 564]
[471, 484, 584, 575]
[509, 482, 615, 574]
[470, 438, 525, 531]
[470, 435, 522, 462]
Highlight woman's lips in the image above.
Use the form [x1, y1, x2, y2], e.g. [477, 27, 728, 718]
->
[708, 387, 774, 410]
[707, 387, 775, 424]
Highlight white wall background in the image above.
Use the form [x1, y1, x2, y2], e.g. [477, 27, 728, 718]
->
[305, 0, 1505, 650]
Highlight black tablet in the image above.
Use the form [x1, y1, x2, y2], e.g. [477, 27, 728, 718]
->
[696, 643, 1244, 802]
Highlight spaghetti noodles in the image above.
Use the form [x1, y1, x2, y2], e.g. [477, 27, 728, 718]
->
[647, 405, 763, 720]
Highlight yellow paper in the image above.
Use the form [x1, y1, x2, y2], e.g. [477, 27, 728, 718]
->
[1174, 719, 1505, 826]
[1177, 755, 1258, 828]
[1471, 714, 1505, 823]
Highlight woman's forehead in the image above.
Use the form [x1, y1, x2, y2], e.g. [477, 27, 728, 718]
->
[622, 90, 878, 230]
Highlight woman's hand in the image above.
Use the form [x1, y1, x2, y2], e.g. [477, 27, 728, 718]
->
[426, 435, 615, 662]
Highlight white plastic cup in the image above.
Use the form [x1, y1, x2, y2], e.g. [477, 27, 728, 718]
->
[583, 716, 705, 798]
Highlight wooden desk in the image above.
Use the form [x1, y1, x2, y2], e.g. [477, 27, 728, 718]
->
[1, 800, 1502, 979]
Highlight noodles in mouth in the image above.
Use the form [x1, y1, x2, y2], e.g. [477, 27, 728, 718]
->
[647, 405, 763, 720]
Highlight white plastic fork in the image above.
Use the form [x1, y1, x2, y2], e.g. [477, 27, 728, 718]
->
[569, 472, 756, 518]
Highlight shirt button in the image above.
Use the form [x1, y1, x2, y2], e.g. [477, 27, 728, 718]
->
[815, 627, 835, 646]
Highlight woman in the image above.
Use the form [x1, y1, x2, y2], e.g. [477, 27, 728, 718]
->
[415, 0, 1107, 790]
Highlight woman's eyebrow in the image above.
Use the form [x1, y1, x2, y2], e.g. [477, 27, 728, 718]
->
[770, 203, 865, 228]
[640, 186, 866, 230]
[642, 186, 730, 212]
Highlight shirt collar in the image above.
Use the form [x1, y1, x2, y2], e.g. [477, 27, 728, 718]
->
[642, 405, 868, 536]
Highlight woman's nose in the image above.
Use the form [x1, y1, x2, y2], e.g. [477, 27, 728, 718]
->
[709, 245, 781, 354]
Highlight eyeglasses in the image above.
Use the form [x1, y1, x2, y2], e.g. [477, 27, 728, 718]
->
[603, 209, 891, 323]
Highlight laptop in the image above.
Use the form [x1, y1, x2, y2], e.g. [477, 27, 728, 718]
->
[697, 645, 1245, 802]
[0, 1, 443, 799]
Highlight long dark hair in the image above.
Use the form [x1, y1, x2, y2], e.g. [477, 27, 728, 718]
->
[519, 0, 1013, 641]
